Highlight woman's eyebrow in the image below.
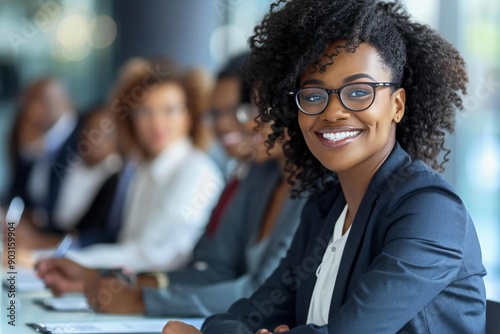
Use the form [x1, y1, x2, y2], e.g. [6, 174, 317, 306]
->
[302, 79, 323, 86]
[343, 73, 377, 83]
[301, 73, 377, 87]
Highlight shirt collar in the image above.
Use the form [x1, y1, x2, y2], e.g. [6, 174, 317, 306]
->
[147, 138, 192, 181]
[44, 112, 78, 153]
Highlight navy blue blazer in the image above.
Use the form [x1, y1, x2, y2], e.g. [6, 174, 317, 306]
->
[202, 143, 486, 333]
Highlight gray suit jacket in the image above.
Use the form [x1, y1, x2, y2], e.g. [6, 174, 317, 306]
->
[143, 160, 307, 317]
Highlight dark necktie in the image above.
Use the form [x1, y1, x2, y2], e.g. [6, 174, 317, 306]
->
[205, 177, 240, 236]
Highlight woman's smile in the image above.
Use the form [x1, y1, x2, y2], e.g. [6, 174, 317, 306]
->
[314, 126, 364, 149]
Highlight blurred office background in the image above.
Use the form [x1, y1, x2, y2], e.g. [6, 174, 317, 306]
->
[0, 0, 498, 299]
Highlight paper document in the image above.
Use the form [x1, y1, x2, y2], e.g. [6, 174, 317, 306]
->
[26, 318, 205, 333]
[34, 295, 92, 312]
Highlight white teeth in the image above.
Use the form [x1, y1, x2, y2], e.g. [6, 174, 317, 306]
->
[321, 131, 360, 142]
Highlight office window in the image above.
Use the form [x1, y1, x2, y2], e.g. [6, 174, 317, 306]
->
[458, 0, 500, 301]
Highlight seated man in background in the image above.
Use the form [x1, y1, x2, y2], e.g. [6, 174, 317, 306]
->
[6, 77, 80, 232]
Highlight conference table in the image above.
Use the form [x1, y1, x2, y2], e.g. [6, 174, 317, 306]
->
[1, 276, 203, 334]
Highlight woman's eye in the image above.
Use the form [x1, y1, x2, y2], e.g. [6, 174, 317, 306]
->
[346, 89, 371, 99]
[303, 94, 326, 103]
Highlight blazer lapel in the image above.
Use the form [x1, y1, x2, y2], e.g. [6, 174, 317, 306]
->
[327, 185, 378, 318]
[327, 143, 412, 319]
[296, 186, 346, 325]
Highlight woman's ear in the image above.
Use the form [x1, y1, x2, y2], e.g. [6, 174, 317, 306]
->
[393, 88, 406, 123]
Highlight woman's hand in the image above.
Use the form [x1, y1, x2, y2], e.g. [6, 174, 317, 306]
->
[257, 325, 290, 333]
[162, 320, 202, 334]
[36, 258, 97, 296]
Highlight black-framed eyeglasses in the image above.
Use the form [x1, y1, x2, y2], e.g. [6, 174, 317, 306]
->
[289, 82, 398, 115]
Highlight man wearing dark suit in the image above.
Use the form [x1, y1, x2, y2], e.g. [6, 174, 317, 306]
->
[7, 78, 80, 232]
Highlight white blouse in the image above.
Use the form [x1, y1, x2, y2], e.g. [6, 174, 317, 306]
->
[307, 204, 351, 326]
[66, 138, 224, 272]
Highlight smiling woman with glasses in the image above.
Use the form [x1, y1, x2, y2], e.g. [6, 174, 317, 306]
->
[163, 1, 486, 334]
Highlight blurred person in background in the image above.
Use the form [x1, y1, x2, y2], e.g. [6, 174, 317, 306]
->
[40, 54, 309, 319]
[36, 60, 223, 275]
[51, 105, 121, 234]
[6, 58, 150, 255]
[15, 105, 122, 249]
[37, 54, 254, 294]
[69, 58, 152, 249]
[5, 77, 80, 231]
[83, 115, 307, 317]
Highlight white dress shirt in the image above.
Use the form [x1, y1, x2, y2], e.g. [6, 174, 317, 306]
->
[66, 138, 224, 272]
[307, 205, 351, 326]
[52, 154, 122, 230]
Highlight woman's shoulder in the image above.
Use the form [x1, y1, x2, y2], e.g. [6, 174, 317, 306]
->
[383, 159, 458, 200]
[378, 159, 470, 227]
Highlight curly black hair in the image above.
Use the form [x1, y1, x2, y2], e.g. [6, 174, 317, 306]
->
[245, 0, 468, 196]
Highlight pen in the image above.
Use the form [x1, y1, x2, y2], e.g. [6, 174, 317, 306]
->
[5, 196, 25, 226]
[53, 234, 74, 259]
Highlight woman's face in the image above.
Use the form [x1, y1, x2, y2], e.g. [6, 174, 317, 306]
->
[298, 42, 405, 175]
[211, 77, 253, 160]
[81, 110, 117, 166]
[133, 82, 191, 157]
[23, 80, 71, 132]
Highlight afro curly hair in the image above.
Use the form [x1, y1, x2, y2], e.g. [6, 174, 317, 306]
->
[245, 0, 468, 196]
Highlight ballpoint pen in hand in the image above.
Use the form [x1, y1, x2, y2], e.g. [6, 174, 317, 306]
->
[53, 234, 74, 259]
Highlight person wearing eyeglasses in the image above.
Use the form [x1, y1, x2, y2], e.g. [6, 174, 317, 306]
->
[163, 1, 486, 334]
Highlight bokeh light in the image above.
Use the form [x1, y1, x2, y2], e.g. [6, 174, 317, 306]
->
[56, 15, 91, 50]
[90, 15, 117, 49]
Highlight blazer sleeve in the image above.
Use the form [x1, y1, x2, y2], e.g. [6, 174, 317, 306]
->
[203, 173, 471, 334]
[144, 260, 278, 318]
[142, 201, 301, 317]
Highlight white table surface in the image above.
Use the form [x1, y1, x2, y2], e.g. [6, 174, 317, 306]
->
[1, 286, 150, 334]
[1, 286, 203, 334]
